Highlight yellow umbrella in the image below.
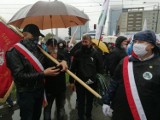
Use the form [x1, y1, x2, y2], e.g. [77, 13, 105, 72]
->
[91, 39, 109, 53]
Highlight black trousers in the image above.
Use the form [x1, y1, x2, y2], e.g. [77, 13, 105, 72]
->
[17, 88, 44, 120]
[43, 91, 66, 120]
[76, 83, 96, 120]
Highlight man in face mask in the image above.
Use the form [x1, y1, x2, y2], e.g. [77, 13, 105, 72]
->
[108, 36, 128, 77]
[102, 30, 160, 120]
[69, 34, 104, 120]
[6, 24, 68, 120]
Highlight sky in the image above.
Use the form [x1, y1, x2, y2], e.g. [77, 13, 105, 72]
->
[0, 0, 160, 39]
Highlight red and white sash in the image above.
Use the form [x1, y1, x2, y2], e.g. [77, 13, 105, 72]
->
[123, 56, 147, 120]
[14, 43, 47, 107]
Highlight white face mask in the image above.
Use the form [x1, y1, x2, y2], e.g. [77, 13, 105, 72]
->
[133, 43, 148, 57]
[121, 44, 127, 49]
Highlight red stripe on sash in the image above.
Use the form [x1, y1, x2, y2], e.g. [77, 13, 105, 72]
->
[123, 56, 140, 120]
[14, 44, 42, 72]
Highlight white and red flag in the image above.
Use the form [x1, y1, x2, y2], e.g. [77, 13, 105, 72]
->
[95, 0, 110, 40]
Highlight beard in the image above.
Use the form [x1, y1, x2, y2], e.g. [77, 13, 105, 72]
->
[81, 45, 92, 53]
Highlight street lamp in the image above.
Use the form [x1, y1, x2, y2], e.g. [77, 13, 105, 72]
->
[144, 2, 159, 33]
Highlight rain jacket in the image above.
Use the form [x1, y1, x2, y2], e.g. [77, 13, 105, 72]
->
[108, 36, 127, 77]
[44, 52, 66, 94]
[69, 46, 104, 84]
[6, 38, 52, 92]
[103, 55, 160, 120]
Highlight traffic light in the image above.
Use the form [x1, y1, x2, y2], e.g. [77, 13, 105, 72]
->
[94, 24, 96, 30]
[68, 27, 71, 36]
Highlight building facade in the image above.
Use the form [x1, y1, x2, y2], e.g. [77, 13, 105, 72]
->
[107, 6, 122, 35]
[117, 7, 160, 34]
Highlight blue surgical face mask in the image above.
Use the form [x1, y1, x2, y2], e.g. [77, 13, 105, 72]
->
[133, 43, 148, 57]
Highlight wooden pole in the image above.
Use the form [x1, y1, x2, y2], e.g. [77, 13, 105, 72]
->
[38, 46, 102, 99]
[6, 19, 102, 99]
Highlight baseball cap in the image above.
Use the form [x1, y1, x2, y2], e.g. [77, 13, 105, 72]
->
[23, 24, 44, 38]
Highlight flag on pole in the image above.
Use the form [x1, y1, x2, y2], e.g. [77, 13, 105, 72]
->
[0, 18, 22, 103]
[142, 18, 147, 31]
[95, 0, 110, 40]
[69, 26, 78, 48]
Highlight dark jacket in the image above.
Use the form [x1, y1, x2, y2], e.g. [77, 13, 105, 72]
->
[103, 55, 160, 120]
[44, 52, 66, 94]
[109, 37, 127, 77]
[6, 39, 51, 92]
[69, 46, 104, 84]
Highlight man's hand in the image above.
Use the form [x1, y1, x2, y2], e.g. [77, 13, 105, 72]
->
[102, 104, 113, 117]
[58, 60, 68, 72]
[43, 67, 60, 76]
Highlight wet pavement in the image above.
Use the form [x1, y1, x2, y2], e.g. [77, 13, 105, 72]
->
[0, 87, 111, 120]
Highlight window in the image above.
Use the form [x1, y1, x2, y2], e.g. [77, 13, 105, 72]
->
[135, 28, 141, 30]
[128, 21, 134, 23]
[136, 14, 142, 16]
[136, 17, 142, 20]
[128, 14, 134, 17]
[136, 21, 141, 23]
[136, 24, 141, 27]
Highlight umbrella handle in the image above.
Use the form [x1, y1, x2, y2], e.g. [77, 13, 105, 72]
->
[38, 46, 102, 99]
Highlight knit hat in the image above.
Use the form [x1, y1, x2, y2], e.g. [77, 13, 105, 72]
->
[133, 30, 156, 45]
[23, 24, 44, 37]
[133, 30, 159, 53]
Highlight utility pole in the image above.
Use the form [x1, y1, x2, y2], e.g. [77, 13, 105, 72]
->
[155, 3, 159, 33]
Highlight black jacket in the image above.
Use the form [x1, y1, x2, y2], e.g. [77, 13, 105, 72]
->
[69, 47, 104, 84]
[109, 45, 127, 77]
[44, 52, 66, 94]
[6, 39, 51, 92]
[103, 55, 160, 120]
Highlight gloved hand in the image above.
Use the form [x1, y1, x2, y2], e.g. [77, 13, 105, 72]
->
[102, 104, 113, 117]
[85, 79, 94, 84]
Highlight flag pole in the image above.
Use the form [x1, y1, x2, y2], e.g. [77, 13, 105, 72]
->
[69, 26, 78, 47]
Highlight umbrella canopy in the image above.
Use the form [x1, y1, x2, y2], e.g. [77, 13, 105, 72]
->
[92, 39, 109, 53]
[8, 0, 89, 29]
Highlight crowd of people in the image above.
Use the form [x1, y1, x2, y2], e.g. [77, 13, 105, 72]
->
[5, 23, 160, 120]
